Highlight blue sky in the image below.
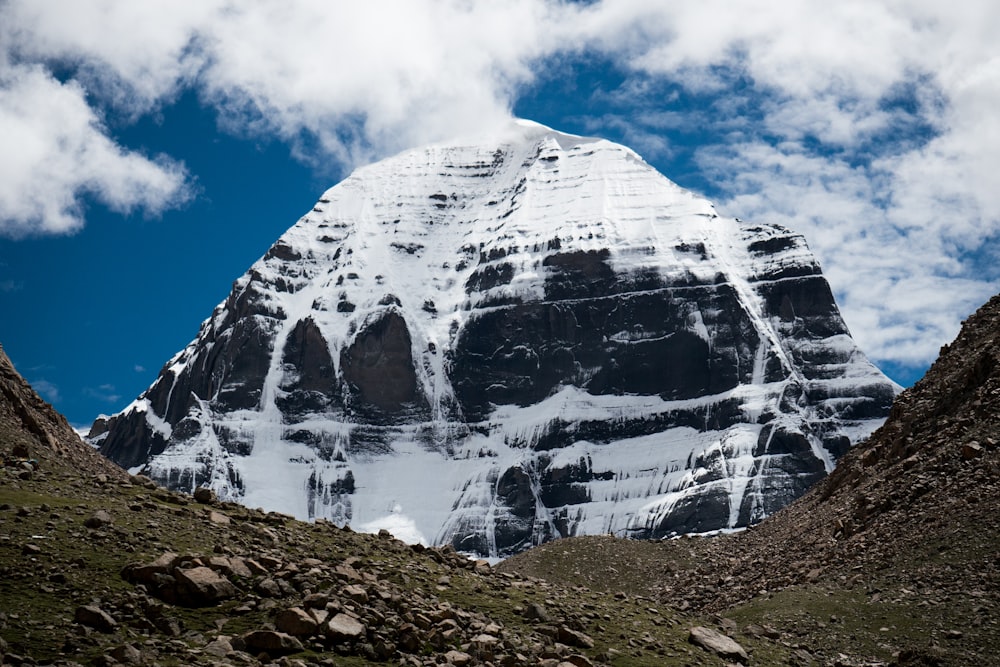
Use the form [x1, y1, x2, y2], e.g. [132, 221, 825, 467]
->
[1, 1, 999, 427]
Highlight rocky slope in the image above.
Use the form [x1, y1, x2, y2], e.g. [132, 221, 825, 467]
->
[1, 343, 789, 666]
[91, 120, 897, 558]
[503, 295, 1000, 665]
[0, 344, 126, 482]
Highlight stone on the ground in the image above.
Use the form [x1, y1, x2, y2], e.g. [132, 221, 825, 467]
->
[193, 486, 216, 503]
[326, 613, 366, 641]
[74, 605, 118, 633]
[276, 607, 318, 636]
[175, 566, 238, 605]
[444, 649, 473, 666]
[688, 626, 749, 664]
[242, 630, 304, 655]
[557, 627, 595, 649]
[84, 509, 112, 529]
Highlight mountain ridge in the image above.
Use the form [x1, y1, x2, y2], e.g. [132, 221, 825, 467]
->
[91, 120, 898, 557]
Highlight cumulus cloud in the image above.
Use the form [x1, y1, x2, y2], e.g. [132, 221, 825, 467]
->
[572, 0, 1000, 369]
[0, 63, 190, 236]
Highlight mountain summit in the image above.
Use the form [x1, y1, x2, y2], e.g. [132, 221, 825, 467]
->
[91, 120, 897, 557]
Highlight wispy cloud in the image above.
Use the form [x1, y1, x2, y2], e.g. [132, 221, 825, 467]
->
[30, 378, 60, 403]
[83, 384, 122, 404]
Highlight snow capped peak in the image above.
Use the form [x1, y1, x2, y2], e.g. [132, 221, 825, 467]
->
[95, 122, 899, 557]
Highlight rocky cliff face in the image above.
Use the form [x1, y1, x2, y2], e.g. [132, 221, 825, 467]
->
[91, 120, 898, 557]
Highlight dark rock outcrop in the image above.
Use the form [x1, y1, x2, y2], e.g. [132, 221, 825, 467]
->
[91, 121, 898, 557]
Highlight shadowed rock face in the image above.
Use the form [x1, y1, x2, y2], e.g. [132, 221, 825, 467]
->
[91, 121, 899, 557]
[341, 311, 418, 413]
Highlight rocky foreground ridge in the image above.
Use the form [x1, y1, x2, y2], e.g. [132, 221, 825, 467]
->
[1, 342, 787, 666]
[503, 295, 1000, 665]
[91, 121, 897, 557]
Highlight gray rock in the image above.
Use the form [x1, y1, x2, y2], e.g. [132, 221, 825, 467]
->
[193, 486, 216, 503]
[961, 443, 983, 460]
[275, 607, 318, 636]
[203, 636, 233, 657]
[242, 630, 304, 655]
[342, 583, 368, 603]
[524, 602, 552, 622]
[326, 613, 365, 641]
[109, 644, 142, 664]
[174, 566, 238, 605]
[74, 605, 118, 633]
[207, 555, 251, 579]
[83, 509, 112, 529]
[557, 627, 595, 649]
[444, 649, 473, 666]
[688, 625, 749, 664]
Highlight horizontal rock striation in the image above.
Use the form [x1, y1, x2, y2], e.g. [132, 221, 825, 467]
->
[92, 120, 898, 557]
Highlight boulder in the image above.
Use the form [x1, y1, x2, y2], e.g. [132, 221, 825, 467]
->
[275, 607, 318, 636]
[342, 583, 369, 603]
[84, 509, 112, 529]
[208, 510, 231, 524]
[193, 486, 216, 503]
[74, 605, 117, 633]
[109, 644, 143, 664]
[326, 613, 366, 641]
[208, 555, 252, 579]
[242, 630, 304, 655]
[444, 649, 474, 666]
[688, 625, 749, 664]
[174, 566, 238, 605]
[557, 627, 595, 649]
[203, 636, 233, 657]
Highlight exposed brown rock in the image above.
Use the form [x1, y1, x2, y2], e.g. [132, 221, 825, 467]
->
[275, 607, 318, 636]
[84, 509, 113, 529]
[174, 566, 238, 605]
[242, 630, 304, 655]
[193, 486, 216, 503]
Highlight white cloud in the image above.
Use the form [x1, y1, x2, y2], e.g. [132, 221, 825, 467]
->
[0, 64, 189, 236]
[1, 0, 216, 113]
[194, 0, 552, 167]
[30, 378, 60, 403]
[696, 139, 996, 366]
[84, 383, 122, 404]
[572, 0, 1000, 371]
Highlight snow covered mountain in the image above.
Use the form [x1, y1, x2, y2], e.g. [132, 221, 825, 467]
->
[91, 120, 898, 557]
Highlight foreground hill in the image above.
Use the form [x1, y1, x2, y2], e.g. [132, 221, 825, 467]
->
[1, 342, 788, 666]
[502, 296, 1000, 665]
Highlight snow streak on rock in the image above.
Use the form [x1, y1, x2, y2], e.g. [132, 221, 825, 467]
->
[94, 120, 898, 557]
